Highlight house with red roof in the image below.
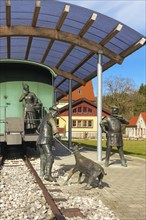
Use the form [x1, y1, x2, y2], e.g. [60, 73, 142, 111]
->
[125, 112, 146, 139]
[58, 81, 96, 108]
[57, 81, 110, 138]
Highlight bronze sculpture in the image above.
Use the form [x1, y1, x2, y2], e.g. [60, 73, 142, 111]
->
[100, 106, 129, 167]
[36, 106, 60, 181]
[64, 144, 107, 190]
[19, 83, 42, 132]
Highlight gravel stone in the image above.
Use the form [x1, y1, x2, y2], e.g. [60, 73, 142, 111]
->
[0, 158, 119, 220]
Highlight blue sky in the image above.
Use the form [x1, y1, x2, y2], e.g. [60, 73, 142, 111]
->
[59, 0, 146, 94]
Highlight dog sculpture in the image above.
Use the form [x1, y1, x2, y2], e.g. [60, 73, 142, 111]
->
[64, 145, 107, 190]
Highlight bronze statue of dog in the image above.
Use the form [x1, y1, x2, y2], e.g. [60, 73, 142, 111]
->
[64, 145, 107, 190]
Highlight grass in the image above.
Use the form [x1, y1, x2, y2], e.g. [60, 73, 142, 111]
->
[72, 139, 146, 159]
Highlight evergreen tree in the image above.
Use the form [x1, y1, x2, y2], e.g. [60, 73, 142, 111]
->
[138, 84, 146, 97]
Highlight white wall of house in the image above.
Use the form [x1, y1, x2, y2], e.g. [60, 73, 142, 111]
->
[136, 114, 146, 138]
[126, 127, 137, 138]
[126, 113, 146, 139]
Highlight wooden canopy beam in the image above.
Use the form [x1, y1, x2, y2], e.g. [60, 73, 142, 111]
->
[121, 37, 146, 57]
[56, 4, 70, 31]
[6, 0, 11, 26]
[56, 13, 97, 69]
[6, 0, 11, 59]
[79, 13, 97, 37]
[0, 26, 123, 63]
[100, 24, 123, 46]
[41, 4, 70, 63]
[52, 67, 85, 86]
[25, 0, 41, 60]
[54, 88, 67, 96]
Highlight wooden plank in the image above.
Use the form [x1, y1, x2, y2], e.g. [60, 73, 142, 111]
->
[0, 26, 123, 63]
[6, 0, 11, 26]
[121, 37, 146, 57]
[6, 0, 11, 58]
[7, 36, 11, 59]
[54, 88, 67, 96]
[100, 24, 123, 46]
[52, 67, 85, 85]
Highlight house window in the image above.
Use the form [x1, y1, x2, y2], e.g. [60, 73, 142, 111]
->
[88, 120, 93, 127]
[83, 107, 87, 113]
[78, 89, 82, 94]
[73, 108, 77, 113]
[83, 120, 87, 127]
[72, 120, 93, 128]
[88, 108, 92, 113]
[78, 107, 82, 113]
[78, 120, 82, 127]
[72, 120, 77, 127]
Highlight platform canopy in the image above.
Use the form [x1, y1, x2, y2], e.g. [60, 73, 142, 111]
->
[0, 0, 145, 101]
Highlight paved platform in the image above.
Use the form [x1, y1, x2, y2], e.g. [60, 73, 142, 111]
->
[54, 144, 146, 220]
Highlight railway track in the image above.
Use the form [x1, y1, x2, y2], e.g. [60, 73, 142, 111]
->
[25, 157, 85, 219]
[0, 156, 86, 220]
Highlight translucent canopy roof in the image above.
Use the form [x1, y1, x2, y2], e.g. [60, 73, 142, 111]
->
[0, 0, 145, 100]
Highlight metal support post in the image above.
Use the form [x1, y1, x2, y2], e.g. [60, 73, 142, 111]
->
[68, 78, 72, 148]
[97, 51, 103, 161]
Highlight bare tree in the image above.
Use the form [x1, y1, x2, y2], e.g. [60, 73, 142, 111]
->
[102, 76, 136, 118]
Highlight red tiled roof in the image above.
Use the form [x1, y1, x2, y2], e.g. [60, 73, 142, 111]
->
[127, 112, 146, 127]
[61, 81, 96, 101]
[58, 97, 111, 116]
[128, 116, 138, 126]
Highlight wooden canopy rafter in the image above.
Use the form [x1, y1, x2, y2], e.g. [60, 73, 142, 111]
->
[0, 26, 123, 61]
[51, 67, 86, 86]
[6, 0, 11, 59]
[54, 88, 67, 96]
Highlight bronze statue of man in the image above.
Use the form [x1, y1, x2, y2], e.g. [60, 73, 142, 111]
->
[36, 106, 60, 181]
[100, 106, 129, 167]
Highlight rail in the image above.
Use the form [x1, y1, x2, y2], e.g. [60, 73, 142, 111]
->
[24, 157, 65, 220]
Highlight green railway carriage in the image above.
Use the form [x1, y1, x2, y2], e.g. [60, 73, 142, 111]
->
[0, 59, 57, 146]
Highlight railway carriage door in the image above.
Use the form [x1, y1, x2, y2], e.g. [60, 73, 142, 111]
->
[0, 81, 23, 134]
